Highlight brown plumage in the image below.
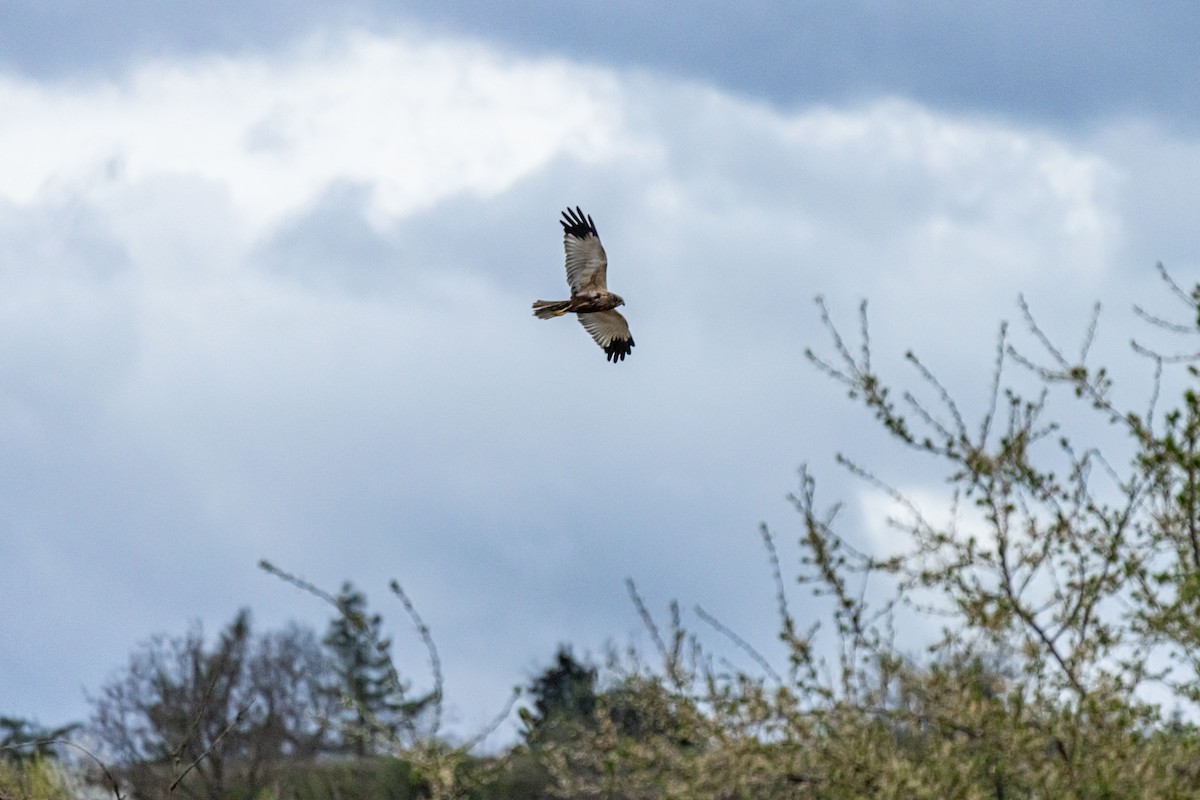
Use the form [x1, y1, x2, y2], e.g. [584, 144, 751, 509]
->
[532, 207, 635, 363]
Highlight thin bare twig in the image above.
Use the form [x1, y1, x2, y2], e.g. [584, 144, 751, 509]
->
[978, 323, 1008, 449]
[694, 605, 782, 683]
[626, 578, 668, 665]
[168, 701, 253, 794]
[388, 579, 444, 738]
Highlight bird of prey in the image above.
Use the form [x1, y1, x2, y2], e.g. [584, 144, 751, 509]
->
[532, 207, 635, 363]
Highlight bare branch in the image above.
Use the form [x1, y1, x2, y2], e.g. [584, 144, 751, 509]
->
[388, 579, 444, 738]
[694, 605, 782, 683]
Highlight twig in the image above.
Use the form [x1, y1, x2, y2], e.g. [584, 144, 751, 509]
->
[168, 701, 252, 794]
[694, 605, 781, 683]
[461, 687, 521, 752]
[389, 579, 444, 738]
[625, 578, 668, 665]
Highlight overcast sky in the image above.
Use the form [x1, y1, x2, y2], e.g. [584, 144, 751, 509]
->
[4, 2, 1200, 746]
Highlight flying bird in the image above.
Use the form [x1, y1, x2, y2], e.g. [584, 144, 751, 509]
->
[532, 207, 635, 363]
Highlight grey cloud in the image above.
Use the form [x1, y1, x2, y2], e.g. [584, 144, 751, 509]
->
[6, 2, 1200, 130]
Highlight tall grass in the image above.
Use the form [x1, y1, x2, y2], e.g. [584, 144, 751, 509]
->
[0, 757, 72, 800]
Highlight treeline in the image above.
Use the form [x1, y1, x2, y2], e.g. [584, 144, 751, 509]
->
[85, 583, 436, 798]
[11, 270, 1200, 798]
[0, 580, 680, 800]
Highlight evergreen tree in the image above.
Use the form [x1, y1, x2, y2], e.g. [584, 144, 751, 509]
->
[520, 647, 597, 742]
[0, 717, 79, 763]
[324, 582, 424, 755]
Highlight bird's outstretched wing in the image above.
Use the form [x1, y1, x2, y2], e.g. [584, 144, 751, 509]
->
[561, 206, 608, 294]
[578, 310, 635, 363]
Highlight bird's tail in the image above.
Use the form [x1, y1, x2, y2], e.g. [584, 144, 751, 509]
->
[532, 300, 571, 319]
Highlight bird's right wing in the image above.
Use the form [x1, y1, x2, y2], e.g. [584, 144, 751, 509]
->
[561, 206, 608, 294]
[578, 310, 635, 363]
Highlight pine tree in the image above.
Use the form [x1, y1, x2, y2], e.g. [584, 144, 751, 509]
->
[323, 582, 420, 756]
[521, 647, 597, 741]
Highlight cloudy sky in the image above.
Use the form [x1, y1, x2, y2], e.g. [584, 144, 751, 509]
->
[4, 1, 1200, 745]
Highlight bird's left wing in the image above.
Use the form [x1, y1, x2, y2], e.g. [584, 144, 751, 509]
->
[561, 206, 608, 294]
[578, 310, 635, 363]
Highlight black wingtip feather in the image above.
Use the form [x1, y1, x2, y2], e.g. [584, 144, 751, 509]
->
[604, 337, 635, 363]
[560, 206, 599, 239]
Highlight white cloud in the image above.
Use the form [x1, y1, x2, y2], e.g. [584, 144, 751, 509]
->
[857, 483, 996, 558]
[0, 31, 638, 238]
